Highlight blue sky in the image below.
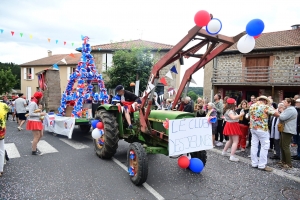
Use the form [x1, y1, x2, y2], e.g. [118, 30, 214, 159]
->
[0, 0, 299, 87]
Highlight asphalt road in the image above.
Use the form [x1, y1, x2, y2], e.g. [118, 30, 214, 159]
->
[1, 119, 300, 200]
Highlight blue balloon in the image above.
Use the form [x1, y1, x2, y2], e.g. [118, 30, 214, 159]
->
[210, 117, 217, 123]
[91, 120, 100, 129]
[189, 158, 204, 173]
[246, 19, 265, 36]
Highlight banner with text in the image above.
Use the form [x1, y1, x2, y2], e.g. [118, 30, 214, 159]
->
[168, 117, 213, 156]
[43, 114, 76, 139]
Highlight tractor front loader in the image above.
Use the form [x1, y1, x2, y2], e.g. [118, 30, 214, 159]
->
[93, 15, 246, 185]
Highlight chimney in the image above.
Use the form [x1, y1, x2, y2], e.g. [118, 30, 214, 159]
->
[291, 24, 300, 30]
[48, 50, 52, 57]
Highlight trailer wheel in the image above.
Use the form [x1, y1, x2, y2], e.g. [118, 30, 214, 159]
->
[127, 142, 148, 186]
[94, 109, 119, 159]
[79, 125, 91, 134]
[190, 150, 207, 166]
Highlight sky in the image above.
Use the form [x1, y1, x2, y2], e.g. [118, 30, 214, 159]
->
[0, 0, 299, 87]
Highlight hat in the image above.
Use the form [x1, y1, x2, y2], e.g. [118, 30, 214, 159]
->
[227, 98, 235, 104]
[115, 85, 124, 92]
[33, 92, 43, 99]
[257, 95, 270, 103]
[296, 99, 300, 103]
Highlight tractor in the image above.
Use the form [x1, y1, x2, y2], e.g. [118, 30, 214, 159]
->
[93, 20, 246, 185]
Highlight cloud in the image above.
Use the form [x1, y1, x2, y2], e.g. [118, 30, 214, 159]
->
[0, 0, 299, 87]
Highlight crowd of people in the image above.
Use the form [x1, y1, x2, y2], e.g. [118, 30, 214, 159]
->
[192, 94, 300, 171]
[0, 92, 46, 177]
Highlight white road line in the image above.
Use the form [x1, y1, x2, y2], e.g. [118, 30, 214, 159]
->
[209, 148, 300, 184]
[32, 140, 58, 154]
[4, 143, 20, 158]
[59, 138, 89, 149]
[111, 157, 165, 200]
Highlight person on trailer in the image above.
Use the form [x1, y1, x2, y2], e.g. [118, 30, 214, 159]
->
[113, 85, 141, 129]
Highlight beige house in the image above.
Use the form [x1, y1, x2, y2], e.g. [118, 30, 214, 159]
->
[20, 39, 181, 99]
[203, 25, 300, 104]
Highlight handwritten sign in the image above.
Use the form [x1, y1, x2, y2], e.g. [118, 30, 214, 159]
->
[168, 117, 213, 156]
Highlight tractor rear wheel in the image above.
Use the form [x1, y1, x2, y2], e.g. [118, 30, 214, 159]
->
[190, 150, 207, 166]
[79, 125, 91, 134]
[94, 109, 119, 159]
[127, 142, 148, 186]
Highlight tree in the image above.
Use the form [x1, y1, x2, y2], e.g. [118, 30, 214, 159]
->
[188, 87, 203, 96]
[188, 91, 198, 102]
[0, 69, 17, 95]
[105, 47, 154, 93]
[0, 62, 20, 89]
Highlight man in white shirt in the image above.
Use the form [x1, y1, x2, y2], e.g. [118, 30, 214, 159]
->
[14, 93, 27, 131]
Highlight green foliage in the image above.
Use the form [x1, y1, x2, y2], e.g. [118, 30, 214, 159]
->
[0, 62, 20, 89]
[188, 91, 198, 102]
[188, 87, 203, 96]
[106, 47, 154, 92]
[0, 69, 17, 95]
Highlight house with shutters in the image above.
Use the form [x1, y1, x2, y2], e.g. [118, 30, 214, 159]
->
[20, 39, 181, 99]
[203, 24, 300, 104]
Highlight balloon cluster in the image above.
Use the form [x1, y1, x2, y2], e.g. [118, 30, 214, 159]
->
[178, 155, 204, 173]
[128, 150, 136, 176]
[58, 36, 109, 118]
[194, 10, 222, 35]
[91, 120, 105, 140]
[194, 10, 265, 54]
[237, 19, 265, 53]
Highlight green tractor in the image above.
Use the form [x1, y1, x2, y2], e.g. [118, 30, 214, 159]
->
[93, 24, 245, 185]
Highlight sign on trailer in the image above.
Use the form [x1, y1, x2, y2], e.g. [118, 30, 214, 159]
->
[168, 117, 213, 156]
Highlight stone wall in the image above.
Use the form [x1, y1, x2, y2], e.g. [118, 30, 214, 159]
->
[203, 60, 213, 101]
[44, 70, 61, 112]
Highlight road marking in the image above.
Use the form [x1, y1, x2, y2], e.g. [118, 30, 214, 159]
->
[4, 143, 20, 158]
[209, 148, 300, 184]
[59, 138, 89, 149]
[32, 140, 58, 154]
[111, 157, 165, 200]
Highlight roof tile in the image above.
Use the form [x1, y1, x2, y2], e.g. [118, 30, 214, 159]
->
[21, 53, 81, 66]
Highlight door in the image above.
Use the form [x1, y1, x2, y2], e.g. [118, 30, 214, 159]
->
[245, 57, 269, 82]
[27, 87, 32, 100]
[245, 91, 259, 102]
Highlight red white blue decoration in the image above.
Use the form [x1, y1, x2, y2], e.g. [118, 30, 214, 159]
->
[206, 18, 222, 35]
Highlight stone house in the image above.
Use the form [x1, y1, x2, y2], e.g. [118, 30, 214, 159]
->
[85, 39, 181, 98]
[203, 25, 300, 104]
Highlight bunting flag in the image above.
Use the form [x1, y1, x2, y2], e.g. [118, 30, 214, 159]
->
[147, 81, 155, 91]
[69, 53, 75, 58]
[48, 38, 51, 43]
[53, 64, 59, 70]
[165, 71, 173, 80]
[64, 41, 66, 45]
[98, 48, 101, 51]
[56, 40, 58, 44]
[11, 31, 14, 36]
[20, 33, 23, 37]
[160, 77, 167, 86]
[190, 78, 197, 85]
[81, 35, 84, 40]
[29, 35, 33, 39]
[72, 42, 74, 46]
[0, 29, 3, 34]
[170, 65, 178, 74]
[61, 58, 67, 65]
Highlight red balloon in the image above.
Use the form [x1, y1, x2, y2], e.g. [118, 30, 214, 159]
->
[254, 34, 261, 39]
[96, 122, 104, 129]
[194, 10, 211, 27]
[178, 156, 190, 169]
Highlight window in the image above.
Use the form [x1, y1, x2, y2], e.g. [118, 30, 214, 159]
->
[102, 53, 113, 72]
[67, 67, 76, 80]
[245, 57, 269, 82]
[23, 67, 34, 80]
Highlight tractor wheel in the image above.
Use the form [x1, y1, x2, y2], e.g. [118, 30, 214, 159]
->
[94, 109, 119, 159]
[190, 150, 207, 166]
[127, 142, 148, 186]
[79, 125, 91, 134]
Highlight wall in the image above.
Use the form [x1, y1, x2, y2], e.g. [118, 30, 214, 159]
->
[203, 60, 213, 101]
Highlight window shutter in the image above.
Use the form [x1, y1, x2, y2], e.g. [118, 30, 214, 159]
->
[31, 68, 34, 80]
[67, 67, 70, 80]
[23, 68, 27, 80]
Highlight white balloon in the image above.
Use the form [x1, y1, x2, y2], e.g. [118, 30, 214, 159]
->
[237, 34, 255, 53]
[91, 128, 101, 139]
[206, 19, 222, 34]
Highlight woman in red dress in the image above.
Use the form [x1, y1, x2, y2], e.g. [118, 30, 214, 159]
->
[221, 98, 244, 162]
[26, 92, 46, 155]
